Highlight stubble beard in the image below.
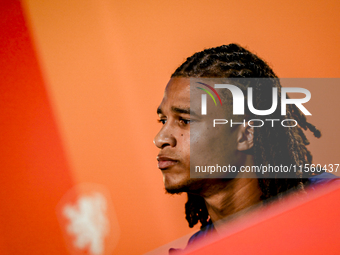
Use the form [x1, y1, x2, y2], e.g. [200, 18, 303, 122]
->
[164, 177, 206, 195]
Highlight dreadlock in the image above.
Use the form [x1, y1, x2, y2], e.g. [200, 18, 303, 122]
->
[171, 44, 321, 229]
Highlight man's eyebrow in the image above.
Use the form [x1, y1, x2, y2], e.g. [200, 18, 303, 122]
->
[171, 106, 198, 117]
[157, 106, 199, 116]
[171, 106, 190, 114]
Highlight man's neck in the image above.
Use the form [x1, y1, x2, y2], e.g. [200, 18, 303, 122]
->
[203, 178, 262, 225]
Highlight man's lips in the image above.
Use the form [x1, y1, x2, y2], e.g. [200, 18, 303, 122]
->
[157, 156, 178, 170]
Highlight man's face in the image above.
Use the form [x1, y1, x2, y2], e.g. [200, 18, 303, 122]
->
[154, 78, 243, 194]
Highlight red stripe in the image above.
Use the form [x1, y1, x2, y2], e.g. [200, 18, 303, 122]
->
[0, 1, 75, 253]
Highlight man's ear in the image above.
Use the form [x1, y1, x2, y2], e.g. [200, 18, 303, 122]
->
[236, 122, 254, 151]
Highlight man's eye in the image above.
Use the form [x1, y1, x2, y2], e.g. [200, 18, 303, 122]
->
[157, 119, 167, 125]
[179, 118, 190, 125]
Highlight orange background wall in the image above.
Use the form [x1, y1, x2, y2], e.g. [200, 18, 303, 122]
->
[1, 0, 339, 254]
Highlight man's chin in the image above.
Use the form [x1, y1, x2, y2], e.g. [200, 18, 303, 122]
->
[165, 185, 188, 194]
[164, 178, 201, 194]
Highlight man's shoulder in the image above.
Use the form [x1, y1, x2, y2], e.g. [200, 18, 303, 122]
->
[187, 220, 214, 246]
[308, 172, 339, 186]
[186, 173, 339, 246]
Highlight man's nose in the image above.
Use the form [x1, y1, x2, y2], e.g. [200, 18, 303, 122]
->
[153, 124, 176, 149]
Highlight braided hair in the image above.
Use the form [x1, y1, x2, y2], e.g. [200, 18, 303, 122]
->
[171, 44, 321, 228]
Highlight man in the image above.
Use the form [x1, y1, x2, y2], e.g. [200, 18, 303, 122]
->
[153, 44, 331, 247]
